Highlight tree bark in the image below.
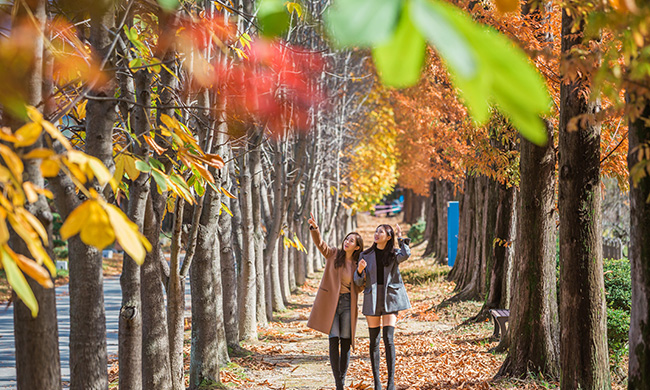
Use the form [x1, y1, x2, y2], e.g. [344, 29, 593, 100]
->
[118, 69, 151, 390]
[238, 147, 257, 340]
[627, 97, 650, 389]
[558, 9, 610, 389]
[497, 122, 559, 378]
[10, 1, 62, 388]
[167, 198, 185, 390]
[219, 178, 240, 349]
[250, 131, 267, 327]
[189, 187, 224, 388]
[423, 181, 438, 258]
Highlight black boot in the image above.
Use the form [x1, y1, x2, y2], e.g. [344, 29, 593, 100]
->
[340, 338, 351, 389]
[383, 326, 395, 390]
[329, 337, 344, 390]
[369, 327, 382, 390]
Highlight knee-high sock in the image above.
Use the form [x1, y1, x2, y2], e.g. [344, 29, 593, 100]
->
[339, 338, 351, 386]
[329, 337, 343, 390]
[369, 327, 382, 390]
[383, 326, 395, 390]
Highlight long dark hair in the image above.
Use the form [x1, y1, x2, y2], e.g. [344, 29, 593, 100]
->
[362, 224, 397, 266]
[334, 232, 364, 269]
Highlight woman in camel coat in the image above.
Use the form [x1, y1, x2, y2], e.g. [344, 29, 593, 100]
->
[307, 213, 364, 390]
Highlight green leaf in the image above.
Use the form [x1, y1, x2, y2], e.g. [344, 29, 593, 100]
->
[258, 0, 291, 38]
[157, 0, 180, 12]
[1, 248, 38, 317]
[149, 158, 164, 171]
[372, 3, 427, 88]
[194, 180, 206, 197]
[325, 0, 402, 47]
[135, 160, 151, 173]
[410, 0, 476, 78]
[151, 169, 168, 192]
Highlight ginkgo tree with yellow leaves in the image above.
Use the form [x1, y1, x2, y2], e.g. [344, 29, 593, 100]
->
[0, 107, 150, 317]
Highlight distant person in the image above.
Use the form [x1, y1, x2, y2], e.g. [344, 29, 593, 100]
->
[355, 224, 411, 390]
[306, 213, 364, 390]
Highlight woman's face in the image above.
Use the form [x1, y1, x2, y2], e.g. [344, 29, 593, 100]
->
[343, 235, 360, 253]
[374, 226, 390, 246]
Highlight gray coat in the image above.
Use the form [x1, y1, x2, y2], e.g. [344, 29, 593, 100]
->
[354, 238, 411, 316]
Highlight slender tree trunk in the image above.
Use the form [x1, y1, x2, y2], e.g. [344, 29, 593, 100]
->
[238, 148, 257, 340]
[423, 181, 438, 258]
[189, 187, 224, 388]
[250, 132, 267, 327]
[219, 184, 240, 349]
[627, 96, 650, 389]
[167, 198, 185, 390]
[558, 9, 610, 389]
[9, 1, 62, 388]
[265, 143, 286, 312]
[119, 69, 151, 390]
[497, 123, 559, 378]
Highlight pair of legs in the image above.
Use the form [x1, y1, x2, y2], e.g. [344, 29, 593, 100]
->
[329, 294, 352, 390]
[367, 314, 397, 390]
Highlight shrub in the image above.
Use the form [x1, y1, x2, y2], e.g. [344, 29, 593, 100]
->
[53, 246, 68, 260]
[407, 219, 426, 244]
[604, 258, 631, 312]
[603, 257, 631, 362]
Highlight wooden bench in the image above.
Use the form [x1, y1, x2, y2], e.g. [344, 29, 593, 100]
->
[489, 309, 510, 340]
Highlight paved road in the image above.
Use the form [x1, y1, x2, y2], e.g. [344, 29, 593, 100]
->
[0, 277, 191, 389]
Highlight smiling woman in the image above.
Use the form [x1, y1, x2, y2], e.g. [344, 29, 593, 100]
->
[306, 213, 364, 390]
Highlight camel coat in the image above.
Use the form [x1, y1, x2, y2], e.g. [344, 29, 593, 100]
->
[307, 228, 363, 349]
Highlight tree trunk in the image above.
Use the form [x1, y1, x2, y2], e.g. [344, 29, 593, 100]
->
[250, 132, 267, 327]
[119, 69, 151, 390]
[167, 198, 185, 390]
[627, 97, 650, 389]
[189, 188, 224, 388]
[219, 187, 240, 349]
[238, 149, 257, 341]
[470, 184, 516, 322]
[265, 143, 286, 312]
[435, 181, 452, 264]
[558, 9, 610, 389]
[497, 123, 559, 378]
[140, 192, 172, 390]
[10, 1, 62, 388]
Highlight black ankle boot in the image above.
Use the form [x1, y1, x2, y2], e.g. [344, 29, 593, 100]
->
[383, 326, 395, 390]
[329, 337, 343, 390]
[369, 327, 382, 390]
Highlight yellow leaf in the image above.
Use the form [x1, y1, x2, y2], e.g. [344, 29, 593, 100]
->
[0, 246, 38, 317]
[220, 202, 233, 217]
[124, 155, 140, 181]
[40, 159, 60, 177]
[160, 114, 179, 132]
[104, 203, 148, 265]
[26, 106, 43, 123]
[0, 166, 12, 182]
[62, 159, 87, 184]
[113, 153, 126, 183]
[75, 100, 87, 120]
[0, 216, 8, 245]
[143, 135, 168, 155]
[0, 144, 24, 179]
[14, 122, 43, 147]
[87, 157, 111, 185]
[221, 187, 237, 199]
[79, 200, 115, 250]
[26, 241, 55, 275]
[15, 253, 53, 288]
[22, 182, 39, 203]
[23, 148, 55, 159]
[0, 127, 18, 143]
[16, 208, 48, 246]
[41, 120, 71, 150]
[59, 200, 92, 239]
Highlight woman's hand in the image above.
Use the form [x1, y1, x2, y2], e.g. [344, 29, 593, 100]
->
[395, 224, 403, 239]
[357, 258, 367, 274]
[308, 212, 319, 230]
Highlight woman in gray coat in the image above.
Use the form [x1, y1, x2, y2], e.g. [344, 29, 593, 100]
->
[354, 224, 411, 390]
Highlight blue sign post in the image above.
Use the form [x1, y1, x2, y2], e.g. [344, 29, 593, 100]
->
[447, 201, 459, 267]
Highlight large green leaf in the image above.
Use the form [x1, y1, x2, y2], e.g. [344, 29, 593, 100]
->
[410, 0, 476, 79]
[1, 248, 38, 317]
[157, 0, 180, 12]
[325, 0, 402, 48]
[257, 0, 291, 38]
[372, 3, 427, 87]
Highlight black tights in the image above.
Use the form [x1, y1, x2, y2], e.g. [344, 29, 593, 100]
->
[329, 337, 351, 390]
[369, 326, 396, 390]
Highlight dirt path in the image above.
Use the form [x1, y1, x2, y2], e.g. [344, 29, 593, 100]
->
[221, 214, 556, 390]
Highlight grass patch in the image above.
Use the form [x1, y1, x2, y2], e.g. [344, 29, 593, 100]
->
[401, 265, 449, 285]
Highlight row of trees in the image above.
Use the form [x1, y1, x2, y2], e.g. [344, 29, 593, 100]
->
[1, 0, 395, 389]
[394, 0, 648, 388]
